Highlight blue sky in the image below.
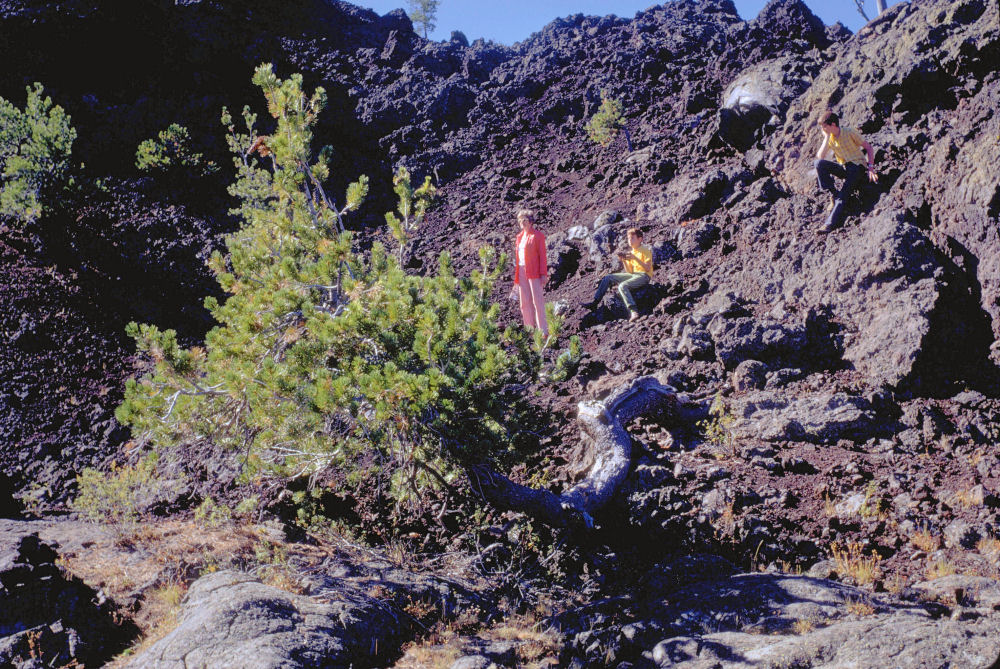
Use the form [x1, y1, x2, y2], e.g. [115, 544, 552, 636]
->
[357, 1, 901, 44]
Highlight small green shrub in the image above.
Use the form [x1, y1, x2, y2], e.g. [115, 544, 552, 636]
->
[234, 496, 259, 519]
[194, 496, 232, 528]
[135, 123, 214, 175]
[585, 90, 631, 150]
[858, 481, 888, 519]
[73, 453, 175, 538]
[0, 83, 76, 225]
[550, 335, 582, 382]
[699, 393, 737, 457]
[291, 488, 327, 530]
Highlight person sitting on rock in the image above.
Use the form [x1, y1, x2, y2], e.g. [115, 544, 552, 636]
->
[814, 110, 878, 232]
[584, 227, 653, 322]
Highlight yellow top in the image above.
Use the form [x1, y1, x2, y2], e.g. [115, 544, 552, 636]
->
[623, 245, 653, 278]
[827, 127, 867, 166]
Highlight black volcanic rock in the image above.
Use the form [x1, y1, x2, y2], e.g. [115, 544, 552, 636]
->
[0, 530, 137, 666]
[0, 0, 999, 598]
[6, 0, 1000, 665]
[752, 0, 831, 50]
[0, 0, 857, 503]
[0, 474, 19, 519]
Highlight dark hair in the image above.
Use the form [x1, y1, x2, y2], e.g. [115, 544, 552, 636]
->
[819, 110, 840, 127]
[627, 227, 643, 239]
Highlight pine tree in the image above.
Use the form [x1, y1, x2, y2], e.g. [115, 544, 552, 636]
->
[585, 90, 633, 152]
[407, 0, 440, 39]
[116, 64, 535, 515]
[0, 83, 76, 225]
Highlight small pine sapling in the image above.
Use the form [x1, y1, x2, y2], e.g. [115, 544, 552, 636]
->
[534, 301, 564, 354]
[118, 64, 538, 524]
[0, 83, 76, 225]
[385, 165, 436, 264]
[136, 123, 215, 176]
[698, 393, 737, 458]
[551, 335, 582, 382]
[585, 90, 633, 152]
[407, 0, 440, 39]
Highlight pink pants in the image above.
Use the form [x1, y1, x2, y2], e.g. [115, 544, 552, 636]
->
[517, 277, 548, 332]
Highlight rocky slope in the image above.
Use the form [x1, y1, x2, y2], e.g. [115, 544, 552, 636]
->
[2, 0, 1000, 666]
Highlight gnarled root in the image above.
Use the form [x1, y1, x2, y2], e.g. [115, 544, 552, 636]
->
[467, 376, 678, 528]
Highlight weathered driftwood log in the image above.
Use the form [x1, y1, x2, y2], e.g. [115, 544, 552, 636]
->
[467, 376, 678, 528]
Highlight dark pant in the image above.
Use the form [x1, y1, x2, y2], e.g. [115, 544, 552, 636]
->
[815, 159, 864, 229]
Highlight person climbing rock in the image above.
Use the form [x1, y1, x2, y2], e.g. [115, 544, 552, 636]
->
[512, 208, 548, 332]
[584, 227, 653, 322]
[814, 110, 878, 232]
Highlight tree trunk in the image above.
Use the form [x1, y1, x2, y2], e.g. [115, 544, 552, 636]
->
[468, 376, 679, 528]
[875, 0, 887, 14]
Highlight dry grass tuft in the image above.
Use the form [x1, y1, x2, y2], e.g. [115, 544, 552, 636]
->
[953, 487, 983, 509]
[395, 644, 462, 669]
[910, 529, 939, 552]
[395, 611, 561, 669]
[153, 583, 186, 609]
[792, 618, 815, 634]
[977, 536, 1000, 561]
[845, 598, 876, 616]
[925, 559, 957, 580]
[884, 573, 907, 595]
[830, 542, 882, 586]
[822, 494, 838, 518]
[490, 620, 562, 668]
[61, 519, 322, 667]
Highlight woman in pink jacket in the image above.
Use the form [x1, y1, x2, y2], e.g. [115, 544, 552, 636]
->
[513, 208, 548, 333]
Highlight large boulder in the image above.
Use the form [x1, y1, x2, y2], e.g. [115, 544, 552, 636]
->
[559, 560, 1000, 668]
[715, 52, 826, 151]
[544, 231, 583, 289]
[767, 0, 997, 189]
[127, 570, 410, 668]
[651, 610, 1000, 668]
[710, 317, 809, 370]
[648, 572, 896, 641]
[740, 211, 993, 394]
[897, 80, 1000, 346]
[758, 0, 1000, 355]
[746, 0, 831, 52]
[637, 169, 739, 227]
[730, 391, 882, 443]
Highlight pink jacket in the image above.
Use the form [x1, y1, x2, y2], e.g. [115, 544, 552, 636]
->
[513, 229, 547, 284]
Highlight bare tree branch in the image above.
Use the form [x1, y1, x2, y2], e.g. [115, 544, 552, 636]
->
[854, 0, 871, 22]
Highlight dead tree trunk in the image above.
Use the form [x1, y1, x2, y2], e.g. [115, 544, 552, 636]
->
[468, 376, 678, 528]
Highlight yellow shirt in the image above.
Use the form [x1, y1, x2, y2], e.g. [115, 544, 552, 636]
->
[826, 127, 867, 166]
[623, 245, 653, 278]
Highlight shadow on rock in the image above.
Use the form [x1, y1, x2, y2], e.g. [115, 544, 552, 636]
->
[0, 531, 138, 667]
